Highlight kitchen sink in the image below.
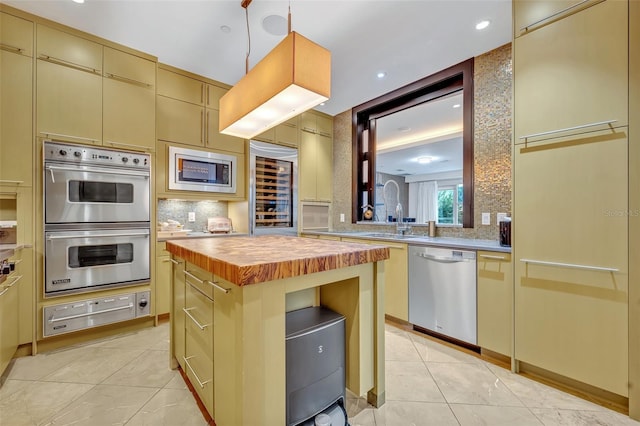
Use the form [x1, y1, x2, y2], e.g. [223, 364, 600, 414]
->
[360, 232, 423, 240]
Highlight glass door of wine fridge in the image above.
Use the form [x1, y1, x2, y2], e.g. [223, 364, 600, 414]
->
[249, 141, 298, 235]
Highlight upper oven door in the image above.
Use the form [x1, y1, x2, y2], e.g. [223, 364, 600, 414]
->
[44, 162, 150, 224]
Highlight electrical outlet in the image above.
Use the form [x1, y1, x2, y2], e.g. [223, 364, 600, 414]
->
[188, 212, 196, 222]
[340, 213, 345, 223]
[497, 212, 507, 223]
[481, 212, 490, 225]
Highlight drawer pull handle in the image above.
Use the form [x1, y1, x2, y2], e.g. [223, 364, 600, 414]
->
[6, 275, 23, 287]
[480, 255, 507, 260]
[186, 280, 214, 302]
[169, 258, 182, 265]
[520, 258, 619, 273]
[520, 0, 603, 33]
[184, 270, 230, 294]
[519, 120, 616, 141]
[0, 180, 23, 185]
[183, 356, 211, 388]
[48, 303, 133, 323]
[104, 140, 153, 153]
[182, 307, 211, 330]
[1, 43, 24, 54]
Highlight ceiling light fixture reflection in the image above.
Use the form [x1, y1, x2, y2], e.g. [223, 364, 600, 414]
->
[377, 126, 463, 152]
[417, 156, 433, 164]
[475, 20, 490, 30]
[452, 104, 461, 108]
[377, 71, 387, 79]
[72, 0, 84, 3]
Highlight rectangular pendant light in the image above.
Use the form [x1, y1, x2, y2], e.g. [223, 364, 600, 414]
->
[219, 31, 331, 139]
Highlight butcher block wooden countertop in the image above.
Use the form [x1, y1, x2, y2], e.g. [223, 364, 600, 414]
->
[165, 235, 390, 286]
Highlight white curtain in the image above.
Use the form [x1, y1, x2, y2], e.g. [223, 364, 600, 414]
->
[415, 181, 438, 223]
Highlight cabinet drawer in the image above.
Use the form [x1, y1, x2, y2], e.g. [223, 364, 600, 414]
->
[1, 12, 33, 57]
[185, 325, 214, 415]
[104, 47, 155, 88]
[37, 24, 102, 72]
[185, 282, 214, 353]
[157, 68, 204, 105]
[514, 0, 628, 142]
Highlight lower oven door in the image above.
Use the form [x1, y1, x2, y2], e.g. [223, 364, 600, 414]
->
[45, 228, 150, 295]
[44, 162, 150, 224]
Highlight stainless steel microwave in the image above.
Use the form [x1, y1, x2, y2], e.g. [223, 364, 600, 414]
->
[168, 146, 237, 193]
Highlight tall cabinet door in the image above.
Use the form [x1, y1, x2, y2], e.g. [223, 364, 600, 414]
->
[36, 24, 103, 144]
[514, 129, 628, 396]
[1, 11, 33, 185]
[514, 0, 628, 141]
[103, 47, 156, 152]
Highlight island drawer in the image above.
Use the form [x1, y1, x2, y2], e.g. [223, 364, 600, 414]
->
[185, 324, 214, 415]
[184, 282, 214, 353]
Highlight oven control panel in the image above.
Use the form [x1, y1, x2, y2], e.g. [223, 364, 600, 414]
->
[44, 141, 150, 170]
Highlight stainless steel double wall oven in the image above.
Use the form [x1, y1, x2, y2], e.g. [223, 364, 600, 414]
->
[43, 141, 151, 296]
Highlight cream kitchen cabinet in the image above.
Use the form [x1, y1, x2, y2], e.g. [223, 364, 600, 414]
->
[36, 24, 103, 145]
[513, 0, 628, 143]
[300, 111, 332, 138]
[157, 66, 244, 154]
[477, 250, 512, 357]
[155, 242, 171, 317]
[170, 257, 241, 425]
[513, 0, 603, 37]
[0, 268, 21, 375]
[341, 238, 408, 321]
[103, 47, 156, 152]
[1, 12, 33, 186]
[299, 130, 332, 203]
[254, 117, 299, 148]
[12, 247, 33, 346]
[37, 24, 157, 151]
[513, 129, 628, 396]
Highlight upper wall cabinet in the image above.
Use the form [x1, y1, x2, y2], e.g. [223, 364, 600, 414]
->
[513, 0, 628, 142]
[254, 117, 299, 148]
[514, 0, 603, 37]
[103, 47, 156, 151]
[36, 24, 103, 146]
[157, 67, 244, 154]
[36, 24, 157, 151]
[299, 111, 333, 203]
[0, 12, 33, 185]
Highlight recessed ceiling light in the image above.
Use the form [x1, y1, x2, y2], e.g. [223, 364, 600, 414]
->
[220, 25, 231, 34]
[475, 20, 490, 30]
[452, 104, 461, 108]
[262, 15, 287, 36]
[72, 0, 84, 3]
[377, 71, 387, 79]
[417, 156, 433, 164]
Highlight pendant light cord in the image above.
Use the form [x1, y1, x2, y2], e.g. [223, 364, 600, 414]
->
[288, 0, 292, 34]
[245, 3, 251, 74]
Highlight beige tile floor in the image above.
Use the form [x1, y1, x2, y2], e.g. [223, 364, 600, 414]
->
[1, 321, 639, 426]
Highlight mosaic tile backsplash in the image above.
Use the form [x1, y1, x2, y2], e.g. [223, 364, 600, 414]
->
[331, 43, 513, 241]
[157, 199, 229, 232]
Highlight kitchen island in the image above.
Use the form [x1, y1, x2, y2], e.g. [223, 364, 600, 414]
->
[165, 235, 389, 425]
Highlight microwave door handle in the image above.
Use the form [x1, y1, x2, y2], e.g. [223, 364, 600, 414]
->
[48, 167, 55, 184]
[44, 165, 149, 178]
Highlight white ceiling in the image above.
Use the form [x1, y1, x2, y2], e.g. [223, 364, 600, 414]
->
[5, 0, 512, 117]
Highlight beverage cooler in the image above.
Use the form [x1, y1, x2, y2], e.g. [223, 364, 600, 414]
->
[249, 141, 298, 235]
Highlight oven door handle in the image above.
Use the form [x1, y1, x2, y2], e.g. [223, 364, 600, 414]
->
[45, 164, 150, 179]
[46, 231, 150, 240]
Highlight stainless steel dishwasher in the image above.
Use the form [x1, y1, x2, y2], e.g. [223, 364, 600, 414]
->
[408, 245, 477, 345]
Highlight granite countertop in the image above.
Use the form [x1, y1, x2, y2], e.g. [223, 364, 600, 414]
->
[303, 230, 512, 253]
[165, 235, 390, 286]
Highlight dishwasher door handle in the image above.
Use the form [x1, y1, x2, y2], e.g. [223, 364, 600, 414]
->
[416, 253, 471, 263]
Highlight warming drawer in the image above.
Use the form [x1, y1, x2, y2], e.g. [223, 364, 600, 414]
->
[43, 291, 150, 337]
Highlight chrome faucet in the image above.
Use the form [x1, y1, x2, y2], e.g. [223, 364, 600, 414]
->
[395, 202, 410, 235]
